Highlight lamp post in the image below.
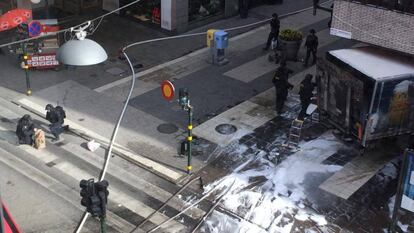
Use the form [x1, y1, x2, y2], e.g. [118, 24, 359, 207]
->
[57, 21, 140, 233]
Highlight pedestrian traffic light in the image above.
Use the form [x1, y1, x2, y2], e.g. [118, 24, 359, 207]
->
[178, 88, 189, 109]
[79, 179, 109, 218]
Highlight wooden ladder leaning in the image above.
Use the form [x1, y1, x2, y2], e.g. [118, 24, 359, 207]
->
[286, 119, 304, 148]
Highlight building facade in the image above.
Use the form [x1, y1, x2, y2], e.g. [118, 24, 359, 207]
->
[103, 0, 239, 32]
[330, 0, 414, 55]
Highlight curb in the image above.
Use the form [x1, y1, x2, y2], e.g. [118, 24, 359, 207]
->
[12, 98, 185, 184]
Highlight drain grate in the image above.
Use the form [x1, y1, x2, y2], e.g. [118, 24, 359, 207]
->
[215, 124, 237, 135]
[157, 123, 179, 134]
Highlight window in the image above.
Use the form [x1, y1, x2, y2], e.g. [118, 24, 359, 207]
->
[189, 0, 225, 22]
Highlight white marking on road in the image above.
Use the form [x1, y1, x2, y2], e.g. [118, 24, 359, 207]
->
[224, 55, 278, 83]
[61, 142, 206, 219]
[53, 161, 185, 232]
[17, 98, 184, 182]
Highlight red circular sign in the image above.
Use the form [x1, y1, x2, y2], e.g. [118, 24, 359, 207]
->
[161, 80, 175, 101]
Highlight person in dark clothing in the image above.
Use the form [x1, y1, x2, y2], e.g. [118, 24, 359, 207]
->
[272, 61, 294, 114]
[304, 29, 318, 67]
[263, 13, 280, 51]
[239, 0, 250, 18]
[298, 74, 317, 120]
[16, 114, 35, 145]
[45, 104, 66, 142]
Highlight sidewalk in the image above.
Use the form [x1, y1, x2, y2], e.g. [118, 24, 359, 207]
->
[11, 6, 340, 184]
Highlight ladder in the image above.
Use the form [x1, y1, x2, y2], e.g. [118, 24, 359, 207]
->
[286, 119, 304, 148]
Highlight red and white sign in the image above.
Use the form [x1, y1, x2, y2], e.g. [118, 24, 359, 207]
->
[161, 80, 175, 101]
[27, 54, 59, 68]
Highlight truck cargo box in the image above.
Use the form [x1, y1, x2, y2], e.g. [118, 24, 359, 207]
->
[317, 46, 414, 146]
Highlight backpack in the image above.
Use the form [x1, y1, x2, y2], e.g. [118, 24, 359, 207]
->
[55, 106, 66, 119]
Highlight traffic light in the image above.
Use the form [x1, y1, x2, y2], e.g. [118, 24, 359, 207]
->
[79, 179, 109, 218]
[178, 88, 189, 109]
[21, 54, 29, 70]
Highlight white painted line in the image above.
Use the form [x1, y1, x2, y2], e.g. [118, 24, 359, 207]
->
[23, 146, 59, 164]
[0, 146, 136, 232]
[54, 161, 185, 232]
[61, 142, 205, 219]
[193, 101, 275, 146]
[319, 154, 389, 199]
[94, 47, 210, 93]
[17, 98, 184, 182]
[93, 23, 269, 93]
[224, 55, 277, 83]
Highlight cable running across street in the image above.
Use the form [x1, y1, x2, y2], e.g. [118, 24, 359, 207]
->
[0, 0, 334, 49]
[63, 1, 331, 232]
[0, 0, 143, 48]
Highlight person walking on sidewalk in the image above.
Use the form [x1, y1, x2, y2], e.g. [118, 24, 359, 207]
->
[272, 61, 293, 114]
[304, 29, 318, 67]
[16, 114, 35, 145]
[263, 13, 280, 51]
[45, 104, 67, 142]
[298, 74, 316, 120]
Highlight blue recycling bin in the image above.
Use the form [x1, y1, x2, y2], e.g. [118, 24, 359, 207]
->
[214, 30, 228, 49]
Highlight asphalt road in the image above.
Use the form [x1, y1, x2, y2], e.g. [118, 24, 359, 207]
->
[0, 0, 331, 94]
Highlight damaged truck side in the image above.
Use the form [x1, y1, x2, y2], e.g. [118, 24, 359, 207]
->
[317, 46, 414, 147]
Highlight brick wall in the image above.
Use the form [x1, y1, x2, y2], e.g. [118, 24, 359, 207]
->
[331, 0, 414, 55]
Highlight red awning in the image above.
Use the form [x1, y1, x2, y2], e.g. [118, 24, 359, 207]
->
[0, 9, 32, 32]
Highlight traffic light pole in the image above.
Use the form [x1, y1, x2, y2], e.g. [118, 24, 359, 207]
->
[21, 43, 31, 96]
[187, 105, 193, 174]
[100, 216, 107, 233]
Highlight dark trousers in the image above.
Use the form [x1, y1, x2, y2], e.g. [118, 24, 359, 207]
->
[298, 99, 311, 120]
[18, 135, 33, 145]
[50, 123, 63, 139]
[266, 32, 278, 49]
[305, 48, 317, 66]
[275, 88, 287, 113]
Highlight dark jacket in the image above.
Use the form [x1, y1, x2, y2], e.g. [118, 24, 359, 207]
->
[270, 18, 280, 34]
[16, 116, 34, 144]
[46, 107, 65, 125]
[299, 79, 316, 101]
[273, 68, 294, 99]
[273, 66, 293, 85]
[305, 34, 318, 50]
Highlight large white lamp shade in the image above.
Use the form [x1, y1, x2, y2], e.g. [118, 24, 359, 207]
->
[57, 38, 108, 66]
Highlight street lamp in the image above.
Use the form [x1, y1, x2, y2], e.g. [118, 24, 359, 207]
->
[56, 22, 134, 233]
[56, 21, 108, 66]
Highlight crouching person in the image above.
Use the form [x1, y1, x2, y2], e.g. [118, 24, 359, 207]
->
[45, 104, 67, 142]
[16, 114, 35, 145]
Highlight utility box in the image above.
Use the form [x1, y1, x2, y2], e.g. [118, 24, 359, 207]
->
[207, 29, 216, 47]
[208, 29, 229, 66]
[317, 46, 414, 147]
[214, 30, 228, 49]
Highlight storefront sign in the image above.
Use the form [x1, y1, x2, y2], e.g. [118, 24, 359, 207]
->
[401, 150, 414, 212]
[27, 54, 59, 68]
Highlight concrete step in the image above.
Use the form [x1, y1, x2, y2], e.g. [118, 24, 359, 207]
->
[0, 100, 206, 232]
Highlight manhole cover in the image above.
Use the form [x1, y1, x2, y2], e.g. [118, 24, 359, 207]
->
[215, 124, 237, 135]
[157, 123, 179, 134]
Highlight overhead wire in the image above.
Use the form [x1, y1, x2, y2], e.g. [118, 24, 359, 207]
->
[0, 0, 143, 48]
